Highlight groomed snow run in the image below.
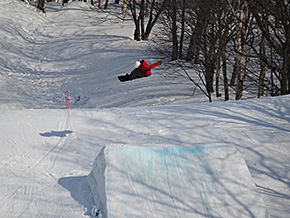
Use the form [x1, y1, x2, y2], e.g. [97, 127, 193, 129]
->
[0, 95, 289, 217]
[88, 145, 269, 218]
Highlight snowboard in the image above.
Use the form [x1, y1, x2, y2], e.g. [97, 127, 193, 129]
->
[118, 74, 131, 82]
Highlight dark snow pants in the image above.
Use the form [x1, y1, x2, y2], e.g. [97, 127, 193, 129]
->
[129, 68, 146, 80]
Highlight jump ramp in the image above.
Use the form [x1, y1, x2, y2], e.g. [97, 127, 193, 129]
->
[87, 145, 269, 218]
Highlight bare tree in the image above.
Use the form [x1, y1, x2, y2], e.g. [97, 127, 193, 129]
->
[171, 0, 178, 60]
[246, 0, 290, 95]
[122, 0, 128, 12]
[185, 1, 205, 63]
[156, 0, 237, 101]
[234, 0, 248, 100]
[104, 0, 109, 9]
[127, 0, 168, 41]
[179, 0, 186, 59]
[152, 0, 289, 101]
[98, 0, 104, 9]
[258, 34, 267, 97]
[37, 0, 46, 13]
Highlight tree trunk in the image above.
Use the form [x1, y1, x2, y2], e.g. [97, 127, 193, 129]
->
[171, 0, 178, 60]
[134, 19, 141, 41]
[142, 0, 167, 40]
[222, 51, 229, 101]
[205, 63, 215, 93]
[140, 0, 145, 39]
[204, 42, 215, 94]
[185, 32, 195, 61]
[145, 0, 150, 17]
[258, 34, 266, 97]
[179, 0, 186, 59]
[185, 6, 204, 62]
[284, 26, 290, 94]
[235, 0, 245, 100]
[130, 1, 141, 41]
[216, 56, 222, 97]
[104, 0, 109, 9]
[205, 21, 216, 94]
[122, 0, 127, 13]
[235, 64, 245, 100]
[98, 0, 103, 9]
[62, 0, 69, 6]
[281, 48, 288, 94]
[37, 0, 45, 13]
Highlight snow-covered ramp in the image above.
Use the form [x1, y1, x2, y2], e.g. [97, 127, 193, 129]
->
[88, 145, 269, 218]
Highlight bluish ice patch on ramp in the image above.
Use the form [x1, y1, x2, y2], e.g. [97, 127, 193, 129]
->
[88, 146, 269, 218]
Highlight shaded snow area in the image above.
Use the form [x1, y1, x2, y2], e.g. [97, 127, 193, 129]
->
[0, 1, 290, 218]
[88, 146, 268, 218]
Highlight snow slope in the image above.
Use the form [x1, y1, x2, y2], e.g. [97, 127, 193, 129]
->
[1, 96, 289, 217]
[0, 0, 199, 110]
[0, 1, 290, 217]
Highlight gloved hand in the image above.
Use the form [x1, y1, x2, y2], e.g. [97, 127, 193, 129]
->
[158, 60, 163, 65]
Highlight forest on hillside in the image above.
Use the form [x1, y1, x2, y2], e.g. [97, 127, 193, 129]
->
[22, 0, 290, 102]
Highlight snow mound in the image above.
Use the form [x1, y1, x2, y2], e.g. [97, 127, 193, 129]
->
[88, 145, 269, 218]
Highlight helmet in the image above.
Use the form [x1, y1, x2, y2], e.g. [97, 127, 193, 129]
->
[134, 61, 141, 68]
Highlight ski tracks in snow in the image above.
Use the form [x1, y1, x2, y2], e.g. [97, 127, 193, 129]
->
[0, 110, 76, 217]
[30, 111, 74, 217]
[32, 111, 71, 171]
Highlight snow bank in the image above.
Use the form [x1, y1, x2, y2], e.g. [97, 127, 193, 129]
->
[88, 145, 269, 218]
[87, 147, 108, 217]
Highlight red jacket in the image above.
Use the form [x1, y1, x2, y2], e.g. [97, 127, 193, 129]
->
[138, 60, 160, 77]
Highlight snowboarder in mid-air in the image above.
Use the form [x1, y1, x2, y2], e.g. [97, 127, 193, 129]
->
[118, 59, 163, 82]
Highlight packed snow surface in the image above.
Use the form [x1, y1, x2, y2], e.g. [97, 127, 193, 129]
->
[0, 1, 289, 218]
[1, 97, 289, 217]
[88, 146, 269, 218]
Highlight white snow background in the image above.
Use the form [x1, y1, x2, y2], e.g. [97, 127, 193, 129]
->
[0, 1, 289, 217]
